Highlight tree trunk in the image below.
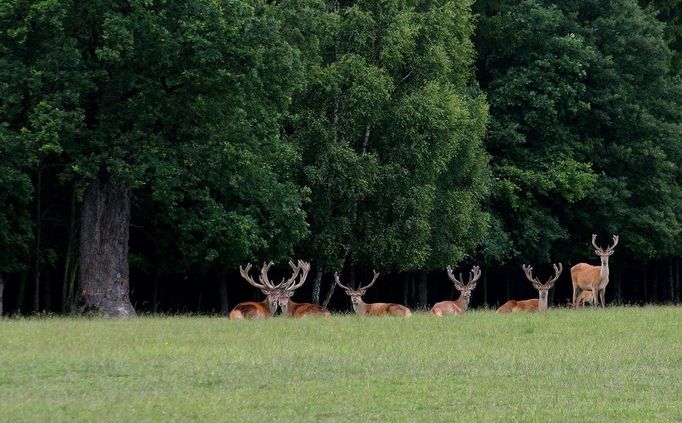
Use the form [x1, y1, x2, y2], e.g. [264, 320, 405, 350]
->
[79, 179, 135, 317]
[16, 267, 28, 313]
[616, 268, 622, 305]
[482, 270, 488, 307]
[402, 273, 409, 306]
[416, 271, 427, 309]
[642, 264, 648, 303]
[0, 275, 4, 316]
[43, 268, 51, 312]
[322, 273, 337, 309]
[675, 258, 680, 304]
[669, 258, 674, 303]
[311, 267, 323, 305]
[219, 273, 229, 314]
[62, 188, 78, 312]
[152, 271, 160, 313]
[33, 168, 42, 313]
[652, 262, 659, 303]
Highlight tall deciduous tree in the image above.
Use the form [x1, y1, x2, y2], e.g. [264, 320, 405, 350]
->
[0, 0, 309, 316]
[290, 0, 490, 302]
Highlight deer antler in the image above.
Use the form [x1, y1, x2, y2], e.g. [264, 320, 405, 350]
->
[446, 266, 465, 290]
[285, 260, 310, 292]
[606, 235, 619, 253]
[468, 265, 482, 287]
[359, 270, 380, 291]
[522, 264, 543, 289]
[545, 263, 563, 287]
[239, 263, 271, 290]
[522, 263, 563, 288]
[334, 272, 353, 290]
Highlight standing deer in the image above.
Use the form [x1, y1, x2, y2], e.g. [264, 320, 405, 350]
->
[431, 265, 481, 316]
[334, 271, 412, 317]
[496, 263, 563, 313]
[228, 262, 299, 320]
[278, 260, 331, 317]
[570, 234, 619, 308]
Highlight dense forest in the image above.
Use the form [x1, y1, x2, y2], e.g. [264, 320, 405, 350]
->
[0, 0, 680, 316]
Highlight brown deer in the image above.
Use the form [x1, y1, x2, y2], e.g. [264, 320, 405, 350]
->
[278, 260, 331, 317]
[431, 265, 481, 316]
[334, 271, 412, 317]
[497, 263, 563, 313]
[570, 234, 619, 308]
[228, 262, 298, 320]
[569, 289, 595, 308]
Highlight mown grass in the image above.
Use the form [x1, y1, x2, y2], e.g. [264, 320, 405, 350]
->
[0, 307, 680, 422]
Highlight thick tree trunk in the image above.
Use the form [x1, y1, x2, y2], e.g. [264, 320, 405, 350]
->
[79, 179, 135, 317]
[616, 269, 622, 305]
[322, 274, 337, 309]
[416, 271, 427, 309]
[311, 268, 323, 305]
[402, 273, 409, 306]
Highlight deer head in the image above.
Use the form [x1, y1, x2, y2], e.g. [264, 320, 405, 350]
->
[334, 270, 380, 308]
[277, 260, 311, 314]
[446, 265, 482, 309]
[239, 261, 300, 314]
[522, 263, 563, 310]
[592, 234, 619, 266]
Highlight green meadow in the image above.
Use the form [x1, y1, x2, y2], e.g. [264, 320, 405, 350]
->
[1, 307, 680, 422]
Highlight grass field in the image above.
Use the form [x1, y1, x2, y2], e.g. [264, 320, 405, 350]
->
[0, 307, 680, 422]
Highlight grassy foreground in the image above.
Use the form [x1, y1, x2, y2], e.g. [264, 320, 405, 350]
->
[0, 307, 680, 422]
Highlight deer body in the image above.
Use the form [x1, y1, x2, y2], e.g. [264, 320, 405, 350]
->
[276, 261, 332, 317]
[229, 261, 299, 320]
[431, 265, 481, 316]
[496, 263, 562, 313]
[570, 234, 619, 308]
[279, 299, 332, 317]
[573, 289, 595, 307]
[335, 271, 412, 317]
[228, 300, 276, 320]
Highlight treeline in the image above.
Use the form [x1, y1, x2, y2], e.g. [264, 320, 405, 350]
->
[0, 0, 680, 316]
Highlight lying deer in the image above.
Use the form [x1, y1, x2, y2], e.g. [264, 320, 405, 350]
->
[431, 265, 481, 316]
[335, 271, 412, 317]
[496, 263, 563, 313]
[229, 262, 298, 319]
[278, 260, 331, 317]
[570, 234, 619, 308]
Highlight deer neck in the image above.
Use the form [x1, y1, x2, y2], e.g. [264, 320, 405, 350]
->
[352, 298, 367, 315]
[284, 298, 299, 316]
[600, 259, 610, 283]
[455, 293, 470, 312]
[264, 298, 278, 316]
[538, 291, 549, 311]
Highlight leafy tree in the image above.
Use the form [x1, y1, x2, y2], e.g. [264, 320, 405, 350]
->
[0, 0, 309, 316]
[290, 0, 490, 303]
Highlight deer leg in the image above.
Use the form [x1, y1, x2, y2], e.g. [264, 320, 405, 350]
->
[592, 287, 599, 308]
[599, 289, 606, 308]
[572, 283, 578, 309]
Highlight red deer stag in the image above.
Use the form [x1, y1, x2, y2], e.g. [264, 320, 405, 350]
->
[570, 234, 619, 308]
[278, 260, 331, 317]
[497, 263, 563, 313]
[228, 262, 299, 320]
[334, 271, 412, 317]
[431, 265, 481, 316]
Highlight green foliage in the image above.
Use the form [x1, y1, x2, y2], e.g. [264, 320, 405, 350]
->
[291, 0, 491, 273]
[477, 0, 682, 262]
[0, 0, 311, 277]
